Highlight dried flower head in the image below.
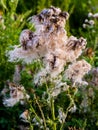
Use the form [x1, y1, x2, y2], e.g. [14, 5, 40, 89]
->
[19, 29, 34, 50]
[88, 12, 98, 18]
[64, 60, 91, 86]
[1, 82, 29, 107]
[19, 110, 29, 123]
[89, 67, 98, 87]
[7, 6, 91, 84]
[31, 6, 69, 33]
[83, 17, 95, 29]
[93, 13, 98, 18]
[88, 12, 93, 17]
[65, 36, 87, 62]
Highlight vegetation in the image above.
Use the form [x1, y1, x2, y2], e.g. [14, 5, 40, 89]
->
[0, 0, 98, 130]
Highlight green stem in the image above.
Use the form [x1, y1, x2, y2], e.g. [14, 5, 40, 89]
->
[30, 102, 43, 124]
[60, 123, 64, 130]
[51, 97, 56, 130]
[34, 94, 47, 130]
[65, 94, 74, 115]
[29, 121, 34, 130]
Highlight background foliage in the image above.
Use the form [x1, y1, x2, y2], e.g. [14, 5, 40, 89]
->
[0, 0, 98, 130]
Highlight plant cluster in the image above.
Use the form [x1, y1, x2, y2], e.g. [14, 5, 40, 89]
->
[1, 0, 98, 130]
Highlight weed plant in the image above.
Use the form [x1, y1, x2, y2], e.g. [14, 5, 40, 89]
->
[0, 0, 98, 130]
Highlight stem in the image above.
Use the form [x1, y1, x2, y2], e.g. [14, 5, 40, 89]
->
[30, 103, 41, 123]
[45, 82, 49, 93]
[34, 94, 47, 130]
[30, 104, 38, 117]
[60, 123, 64, 130]
[29, 121, 34, 130]
[51, 97, 56, 130]
[66, 94, 74, 113]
